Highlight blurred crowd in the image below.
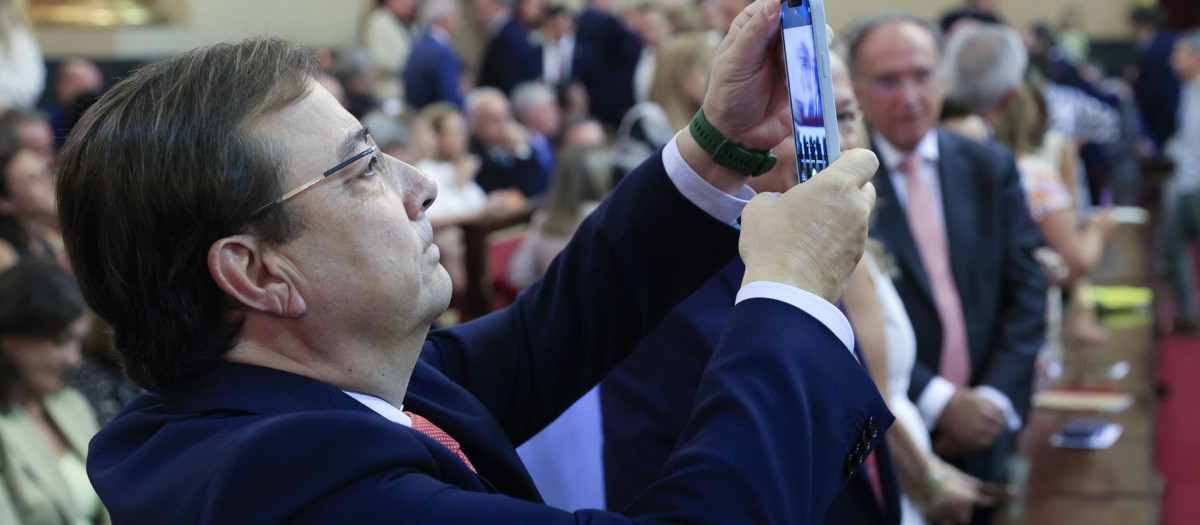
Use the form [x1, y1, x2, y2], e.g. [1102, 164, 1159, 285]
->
[1, 0, 1198, 523]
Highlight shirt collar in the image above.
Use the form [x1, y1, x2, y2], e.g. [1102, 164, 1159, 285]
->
[429, 25, 451, 45]
[342, 390, 412, 427]
[872, 128, 940, 173]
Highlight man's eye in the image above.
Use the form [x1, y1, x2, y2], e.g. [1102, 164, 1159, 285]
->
[358, 156, 383, 179]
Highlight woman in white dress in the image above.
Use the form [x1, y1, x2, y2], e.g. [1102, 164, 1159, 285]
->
[845, 249, 996, 525]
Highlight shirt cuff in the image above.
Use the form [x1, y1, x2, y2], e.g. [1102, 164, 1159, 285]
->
[974, 385, 1023, 431]
[917, 376, 957, 430]
[662, 131, 755, 228]
[735, 281, 855, 356]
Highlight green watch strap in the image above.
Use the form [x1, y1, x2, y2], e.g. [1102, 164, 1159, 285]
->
[688, 108, 778, 176]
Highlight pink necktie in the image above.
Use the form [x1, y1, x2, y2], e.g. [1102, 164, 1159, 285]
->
[406, 411, 477, 473]
[901, 155, 972, 387]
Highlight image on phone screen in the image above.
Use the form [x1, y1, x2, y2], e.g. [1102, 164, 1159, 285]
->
[781, 0, 831, 182]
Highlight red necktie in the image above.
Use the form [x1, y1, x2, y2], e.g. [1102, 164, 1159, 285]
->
[864, 452, 886, 510]
[405, 411, 477, 473]
[902, 154, 972, 386]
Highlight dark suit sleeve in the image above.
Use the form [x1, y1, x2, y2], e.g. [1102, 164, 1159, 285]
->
[437, 52, 463, 108]
[296, 301, 891, 524]
[422, 151, 743, 444]
[978, 154, 1046, 418]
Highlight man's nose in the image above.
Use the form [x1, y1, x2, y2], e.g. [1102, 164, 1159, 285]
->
[398, 159, 438, 218]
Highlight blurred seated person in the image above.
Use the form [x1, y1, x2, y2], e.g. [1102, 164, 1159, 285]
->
[467, 87, 551, 196]
[507, 146, 613, 289]
[616, 32, 719, 177]
[631, 3, 675, 104]
[416, 102, 523, 296]
[539, 5, 579, 91]
[477, 0, 544, 95]
[403, 0, 467, 109]
[359, 0, 419, 106]
[360, 110, 418, 165]
[331, 48, 379, 119]
[0, 109, 55, 171]
[559, 116, 607, 151]
[512, 81, 561, 175]
[0, 261, 106, 525]
[49, 59, 104, 147]
[0, 146, 65, 271]
[573, 0, 641, 126]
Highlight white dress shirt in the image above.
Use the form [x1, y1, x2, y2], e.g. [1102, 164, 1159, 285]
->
[874, 130, 1022, 432]
[633, 48, 656, 103]
[349, 132, 859, 421]
[542, 34, 576, 86]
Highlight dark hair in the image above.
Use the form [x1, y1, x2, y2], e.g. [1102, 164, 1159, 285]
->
[845, 12, 943, 77]
[1129, 7, 1165, 29]
[0, 143, 29, 251]
[0, 260, 88, 406]
[56, 37, 320, 391]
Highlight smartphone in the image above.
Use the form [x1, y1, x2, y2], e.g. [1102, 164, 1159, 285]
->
[780, 0, 839, 183]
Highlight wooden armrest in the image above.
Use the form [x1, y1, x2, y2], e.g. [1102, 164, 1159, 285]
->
[459, 207, 537, 319]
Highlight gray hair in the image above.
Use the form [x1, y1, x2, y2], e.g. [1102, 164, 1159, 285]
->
[844, 12, 943, 77]
[1181, 29, 1200, 53]
[943, 24, 1028, 115]
[464, 86, 508, 126]
[419, 0, 458, 29]
[510, 82, 556, 118]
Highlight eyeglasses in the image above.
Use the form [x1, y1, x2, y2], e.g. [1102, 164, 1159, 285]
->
[252, 134, 388, 216]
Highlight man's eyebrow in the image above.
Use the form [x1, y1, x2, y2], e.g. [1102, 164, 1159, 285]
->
[338, 127, 370, 161]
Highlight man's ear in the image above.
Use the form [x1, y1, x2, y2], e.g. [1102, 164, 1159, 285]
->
[208, 235, 306, 318]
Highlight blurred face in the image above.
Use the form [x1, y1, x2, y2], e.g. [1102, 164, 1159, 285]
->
[546, 13, 572, 40]
[831, 55, 862, 151]
[1, 150, 58, 226]
[3, 316, 89, 399]
[640, 10, 671, 47]
[437, 113, 470, 158]
[385, 0, 418, 21]
[561, 121, 606, 149]
[253, 81, 449, 350]
[17, 119, 55, 171]
[472, 96, 514, 146]
[852, 21, 945, 152]
[521, 98, 562, 138]
[517, 0, 543, 26]
[56, 61, 103, 107]
[1171, 41, 1200, 81]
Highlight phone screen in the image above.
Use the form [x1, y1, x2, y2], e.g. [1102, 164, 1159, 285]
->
[781, 0, 830, 182]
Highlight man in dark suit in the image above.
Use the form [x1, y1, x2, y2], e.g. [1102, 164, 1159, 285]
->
[468, 87, 551, 196]
[476, 0, 543, 95]
[847, 13, 1045, 524]
[574, 0, 641, 126]
[1131, 6, 1182, 150]
[403, 0, 466, 109]
[60, 1, 891, 522]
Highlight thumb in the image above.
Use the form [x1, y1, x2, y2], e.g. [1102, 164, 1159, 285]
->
[827, 148, 880, 189]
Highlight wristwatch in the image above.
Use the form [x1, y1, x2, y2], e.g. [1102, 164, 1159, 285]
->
[688, 108, 778, 176]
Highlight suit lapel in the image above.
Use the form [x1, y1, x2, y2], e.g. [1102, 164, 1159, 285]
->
[868, 144, 935, 308]
[936, 131, 978, 320]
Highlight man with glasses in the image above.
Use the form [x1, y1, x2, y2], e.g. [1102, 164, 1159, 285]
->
[60, 1, 889, 522]
[846, 13, 1045, 525]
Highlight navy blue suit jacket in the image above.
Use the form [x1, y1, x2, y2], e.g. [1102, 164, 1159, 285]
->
[574, 9, 640, 126]
[602, 258, 900, 525]
[1135, 32, 1183, 148]
[88, 152, 891, 524]
[403, 32, 463, 109]
[869, 130, 1045, 480]
[478, 18, 542, 95]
